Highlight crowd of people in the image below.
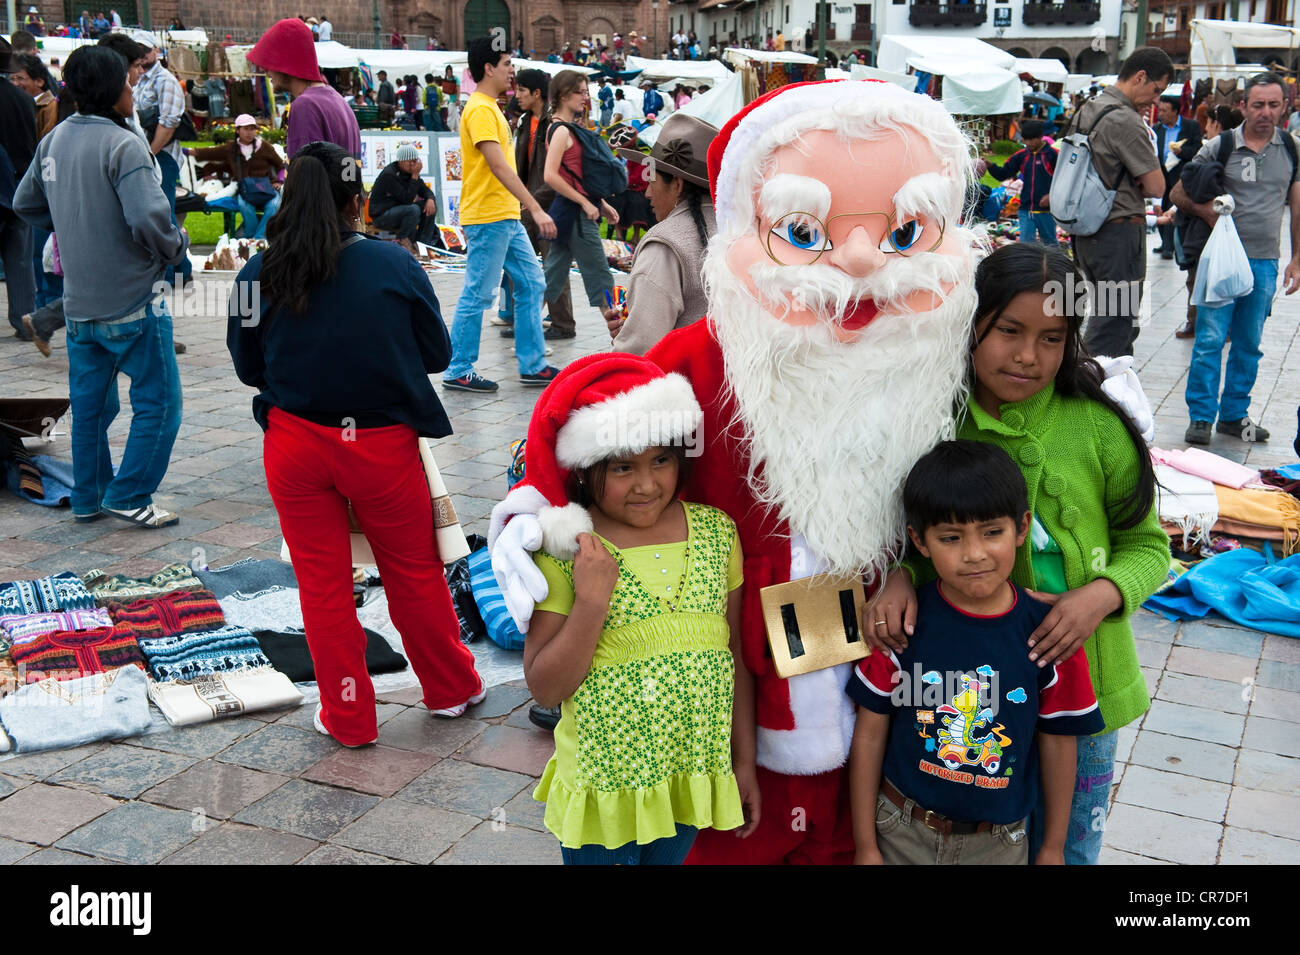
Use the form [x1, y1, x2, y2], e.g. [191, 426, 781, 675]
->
[4, 24, 1300, 868]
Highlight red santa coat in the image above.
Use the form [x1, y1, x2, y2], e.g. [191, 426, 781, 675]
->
[645, 318, 859, 777]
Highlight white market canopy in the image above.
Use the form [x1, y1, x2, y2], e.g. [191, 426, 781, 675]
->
[722, 47, 818, 68]
[877, 35, 1015, 75]
[1188, 19, 1300, 82]
[1064, 73, 1093, 93]
[940, 68, 1024, 115]
[516, 58, 600, 77]
[1012, 57, 1069, 85]
[849, 63, 917, 90]
[165, 29, 209, 48]
[637, 69, 743, 147]
[624, 55, 732, 83]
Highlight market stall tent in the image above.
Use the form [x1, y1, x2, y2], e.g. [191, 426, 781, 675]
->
[1188, 18, 1300, 83]
[636, 69, 744, 147]
[623, 55, 732, 83]
[1013, 57, 1069, 85]
[877, 35, 1015, 75]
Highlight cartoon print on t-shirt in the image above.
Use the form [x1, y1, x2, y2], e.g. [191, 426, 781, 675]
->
[934, 673, 1012, 774]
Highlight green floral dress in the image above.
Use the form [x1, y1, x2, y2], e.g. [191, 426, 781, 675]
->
[531, 502, 745, 849]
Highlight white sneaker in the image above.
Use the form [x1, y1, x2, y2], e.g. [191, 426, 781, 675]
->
[102, 503, 179, 528]
[511, 345, 554, 356]
[313, 705, 376, 747]
[428, 677, 487, 718]
[489, 316, 510, 326]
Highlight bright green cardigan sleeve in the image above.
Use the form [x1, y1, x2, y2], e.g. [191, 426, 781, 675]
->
[1090, 405, 1171, 618]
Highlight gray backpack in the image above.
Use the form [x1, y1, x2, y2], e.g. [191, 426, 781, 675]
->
[1049, 104, 1124, 236]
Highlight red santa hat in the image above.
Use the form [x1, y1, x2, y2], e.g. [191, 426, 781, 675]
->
[706, 78, 971, 236]
[522, 354, 703, 559]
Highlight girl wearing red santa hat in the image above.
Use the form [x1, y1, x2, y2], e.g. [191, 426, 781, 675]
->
[522, 354, 760, 864]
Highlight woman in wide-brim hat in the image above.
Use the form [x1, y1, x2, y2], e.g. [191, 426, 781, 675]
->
[605, 111, 719, 356]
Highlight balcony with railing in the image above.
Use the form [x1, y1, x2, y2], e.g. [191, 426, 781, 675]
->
[1147, 30, 1192, 57]
[1020, 1, 1102, 24]
[908, 2, 989, 27]
[850, 22, 873, 42]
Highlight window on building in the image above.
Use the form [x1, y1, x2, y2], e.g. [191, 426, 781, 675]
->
[786, 5, 791, 23]
[855, 3, 870, 21]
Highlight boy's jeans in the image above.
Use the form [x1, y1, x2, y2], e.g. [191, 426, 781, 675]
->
[236, 191, 281, 240]
[446, 219, 546, 379]
[65, 300, 182, 517]
[1028, 729, 1118, 864]
[1017, 208, 1058, 247]
[1185, 257, 1277, 424]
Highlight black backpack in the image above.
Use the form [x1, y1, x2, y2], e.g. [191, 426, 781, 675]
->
[1215, 128, 1298, 179]
[547, 120, 628, 200]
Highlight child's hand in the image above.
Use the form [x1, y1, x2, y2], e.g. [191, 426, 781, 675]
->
[734, 764, 762, 838]
[854, 845, 885, 865]
[863, 568, 916, 652]
[1026, 579, 1123, 667]
[1034, 845, 1065, 865]
[572, 533, 618, 608]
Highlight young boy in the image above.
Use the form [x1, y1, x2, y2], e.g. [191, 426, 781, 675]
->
[847, 441, 1103, 865]
[984, 119, 1059, 247]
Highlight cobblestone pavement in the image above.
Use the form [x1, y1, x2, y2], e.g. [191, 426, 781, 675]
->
[0, 247, 1297, 864]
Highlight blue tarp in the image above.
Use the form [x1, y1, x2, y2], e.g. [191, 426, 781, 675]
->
[1144, 548, 1300, 638]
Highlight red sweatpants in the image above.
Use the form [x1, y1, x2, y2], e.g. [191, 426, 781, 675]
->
[263, 408, 480, 745]
[686, 766, 856, 865]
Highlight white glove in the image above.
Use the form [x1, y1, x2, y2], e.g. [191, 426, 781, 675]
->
[1095, 354, 1155, 447]
[491, 513, 547, 633]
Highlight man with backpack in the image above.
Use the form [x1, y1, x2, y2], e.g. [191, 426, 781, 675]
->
[1056, 47, 1171, 358]
[1171, 72, 1300, 446]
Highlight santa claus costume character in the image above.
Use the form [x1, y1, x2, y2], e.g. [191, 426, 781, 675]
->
[873, 244, 1168, 864]
[492, 79, 982, 864]
[522, 355, 760, 864]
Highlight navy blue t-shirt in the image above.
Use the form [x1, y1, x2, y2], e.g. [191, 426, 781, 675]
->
[848, 581, 1104, 825]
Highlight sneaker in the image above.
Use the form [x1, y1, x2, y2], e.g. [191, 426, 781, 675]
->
[544, 326, 576, 340]
[429, 676, 487, 718]
[102, 503, 180, 528]
[1185, 420, 1212, 445]
[528, 704, 561, 732]
[519, 365, 561, 386]
[442, 372, 499, 393]
[1216, 418, 1270, 442]
[489, 316, 510, 326]
[313, 705, 376, 747]
[499, 326, 514, 338]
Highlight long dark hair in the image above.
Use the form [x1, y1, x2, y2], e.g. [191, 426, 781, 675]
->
[62, 45, 129, 129]
[259, 141, 363, 314]
[971, 243, 1156, 530]
[656, 171, 711, 248]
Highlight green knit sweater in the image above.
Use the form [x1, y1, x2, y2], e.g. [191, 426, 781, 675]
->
[916, 383, 1169, 733]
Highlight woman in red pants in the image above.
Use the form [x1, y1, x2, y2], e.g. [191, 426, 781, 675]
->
[227, 140, 483, 747]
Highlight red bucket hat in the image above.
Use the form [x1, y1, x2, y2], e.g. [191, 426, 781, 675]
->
[248, 18, 325, 83]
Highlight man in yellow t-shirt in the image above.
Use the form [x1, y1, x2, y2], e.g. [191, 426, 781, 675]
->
[444, 36, 561, 394]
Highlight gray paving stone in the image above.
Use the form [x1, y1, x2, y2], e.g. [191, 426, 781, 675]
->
[162, 822, 318, 865]
[0, 775, 16, 799]
[1248, 685, 1300, 722]
[0, 836, 36, 863]
[1175, 620, 1266, 657]
[50, 745, 196, 799]
[376, 709, 487, 756]
[1114, 764, 1231, 822]
[1165, 646, 1258, 683]
[1103, 803, 1222, 865]
[57, 801, 198, 864]
[1155, 670, 1251, 715]
[233, 778, 378, 840]
[397, 758, 532, 818]
[1114, 723, 1138, 764]
[0, 783, 119, 845]
[298, 844, 411, 865]
[466, 683, 533, 720]
[1098, 846, 1175, 865]
[0, 743, 107, 780]
[1242, 714, 1300, 759]
[1225, 788, 1300, 841]
[1128, 730, 1239, 784]
[122, 718, 264, 757]
[434, 820, 562, 865]
[1218, 826, 1300, 864]
[217, 723, 339, 774]
[1261, 634, 1300, 665]
[141, 759, 289, 819]
[1257, 659, 1300, 694]
[331, 799, 478, 863]
[1134, 638, 1171, 670]
[16, 848, 122, 865]
[1142, 699, 1246, 747]
[1233, 748, 1300, 795]
[500, 787, 548, 833]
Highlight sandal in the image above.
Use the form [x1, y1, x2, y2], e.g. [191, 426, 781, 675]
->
[102, 504, 180, 528]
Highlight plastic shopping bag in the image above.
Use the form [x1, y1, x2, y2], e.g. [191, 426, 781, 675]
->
[1191, 196, 1253, 308]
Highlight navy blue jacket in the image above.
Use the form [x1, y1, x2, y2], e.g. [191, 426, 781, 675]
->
[987, 145, 1057, 211]
[227, 233, 453, 438]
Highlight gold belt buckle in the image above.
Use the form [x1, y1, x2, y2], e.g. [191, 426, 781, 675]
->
[923, 809, 941, 832]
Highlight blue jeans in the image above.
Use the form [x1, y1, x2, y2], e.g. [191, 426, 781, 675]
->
[65, 300, 182, 516]
[1018, 208, 1058, 247]
[1028, 729, 1118, 865]
[445, 219, 546, 378]
[560, 824, 698, 865]
[237, 191, 281, 240]
[156, 151, 193, 283]
[1186, 257, 1278, 423]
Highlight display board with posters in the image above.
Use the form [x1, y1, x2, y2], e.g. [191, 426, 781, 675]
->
[357, 130, 440, 209]
[433, 132, 463, 226]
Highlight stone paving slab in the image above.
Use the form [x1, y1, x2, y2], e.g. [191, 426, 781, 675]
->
[330, 799, 478, 863]
[141, 760, 290, 820]
[395, 758, 532, 818]
[0, 783, 119, 846]
[160, 822, 319, 865]
[49, 746, 197, 800]
[232, 778, 379, 841]
[57, 801, 198, 864]
[300, 745, 439, 797]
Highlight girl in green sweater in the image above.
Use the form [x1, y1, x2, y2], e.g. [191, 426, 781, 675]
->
[872, 243, 1169, 864]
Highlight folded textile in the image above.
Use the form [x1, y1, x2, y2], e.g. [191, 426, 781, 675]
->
[1215, 484, 1300, 555]
[0, 665, 152, 753]
[149, 667, 304, 727]
[1, 453, 74, 507]
[0, 653, 17, 696]
[198, 558, 305, 631]
[139, 625, 270, 682]
[1150, 447, 1260, 489]
[0, 608, 113, 647]
[83, 563, 205, 606]
[1156, 464, 1219, 551]
[106, 588, 226, 640]
[1143, 549, 1300, 636]
[1211, 517, 1290, 543]
[0, 572, 96, 615]
[252, 628, 407, 683]
[198, 557, 298, 598]
[9, 626, 146, 682]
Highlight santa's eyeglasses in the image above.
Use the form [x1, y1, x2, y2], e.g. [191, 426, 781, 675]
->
[763, 211, 946, 266]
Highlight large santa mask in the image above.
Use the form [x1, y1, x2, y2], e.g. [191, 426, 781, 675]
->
[704, 80, 980, 578]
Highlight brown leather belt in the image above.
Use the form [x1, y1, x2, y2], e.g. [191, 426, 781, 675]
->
[882, 779, 994, 836]
[1110, 214, 1147, 224]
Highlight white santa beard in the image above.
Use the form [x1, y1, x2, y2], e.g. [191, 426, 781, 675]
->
[706, 238, 977, 580]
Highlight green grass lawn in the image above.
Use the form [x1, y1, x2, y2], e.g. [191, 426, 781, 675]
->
[980, 139, 1020, 188]
[178, 141, 236, 246]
